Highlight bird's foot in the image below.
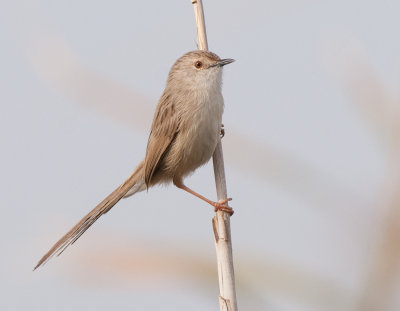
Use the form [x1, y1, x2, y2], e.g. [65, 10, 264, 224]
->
[220, 124, 225, 138]
[212, 198, 234, 215]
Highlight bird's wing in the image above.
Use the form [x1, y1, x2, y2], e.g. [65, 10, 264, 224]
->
[144, 95, 180, 186]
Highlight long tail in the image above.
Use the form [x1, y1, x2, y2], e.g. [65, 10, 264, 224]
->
[34, 161, 145, 270]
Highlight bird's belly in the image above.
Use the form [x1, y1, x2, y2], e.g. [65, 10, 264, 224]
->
[186, 119, 219, 165]
[167, 98, 222, 177]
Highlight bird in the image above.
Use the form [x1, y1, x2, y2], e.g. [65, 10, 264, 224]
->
[34, 50, 234, 270]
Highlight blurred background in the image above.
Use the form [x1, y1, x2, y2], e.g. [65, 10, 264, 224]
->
[1, 0, 400, 310]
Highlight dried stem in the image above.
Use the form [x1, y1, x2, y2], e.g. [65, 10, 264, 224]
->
[190, 1, 238, 310]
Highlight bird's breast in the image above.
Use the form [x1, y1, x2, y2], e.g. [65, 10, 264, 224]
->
[169, 90, 224, 176]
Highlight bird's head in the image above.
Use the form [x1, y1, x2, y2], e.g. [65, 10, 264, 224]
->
[167, 50, 234, 90]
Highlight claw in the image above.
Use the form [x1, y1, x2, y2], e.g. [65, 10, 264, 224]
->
[213, 198, 234, 215]
[220, 124, 225, 138]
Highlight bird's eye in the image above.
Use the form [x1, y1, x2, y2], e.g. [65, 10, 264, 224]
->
[194, 61, 203, 69]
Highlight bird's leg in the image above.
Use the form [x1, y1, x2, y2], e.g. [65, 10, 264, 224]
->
[173, 179, 233, 215]
[220, 124, 225, 138]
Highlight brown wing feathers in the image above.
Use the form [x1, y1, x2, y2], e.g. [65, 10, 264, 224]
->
[144, 93, 180, 186]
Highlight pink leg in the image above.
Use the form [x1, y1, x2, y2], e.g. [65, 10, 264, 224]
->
[174, 179, 233, 215]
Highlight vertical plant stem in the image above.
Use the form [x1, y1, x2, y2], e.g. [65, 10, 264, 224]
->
[190, 1, 238, 310]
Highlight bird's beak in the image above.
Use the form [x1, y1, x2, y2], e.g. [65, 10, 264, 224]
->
[217, 58, 235, 67]
[209, 58, 235, 68]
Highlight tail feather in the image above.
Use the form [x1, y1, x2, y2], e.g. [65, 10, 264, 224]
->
[34, 162, 144, 270]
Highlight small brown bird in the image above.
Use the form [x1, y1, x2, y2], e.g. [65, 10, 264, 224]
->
[35, 50, 234, 269]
